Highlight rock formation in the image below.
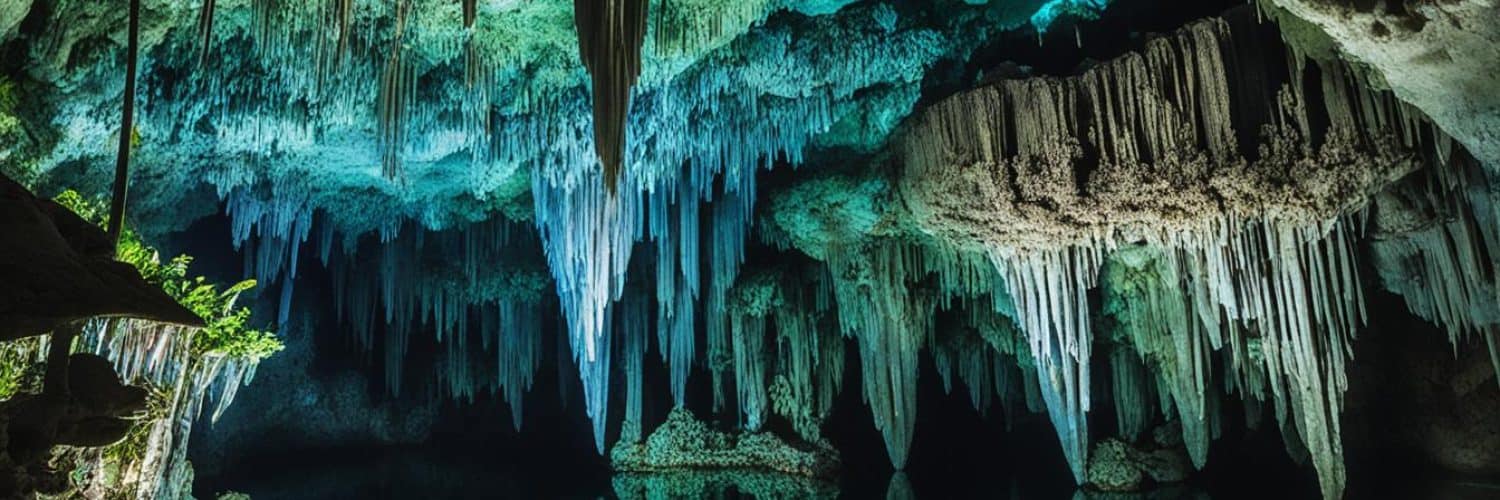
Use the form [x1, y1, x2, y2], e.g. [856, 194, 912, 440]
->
[1, 1, 1496, 499]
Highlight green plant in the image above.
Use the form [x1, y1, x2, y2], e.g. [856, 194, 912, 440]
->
[102, 381, 169, 465]
[163, 276, 283, 360]
[0, 76, 36, 184]
[0, 339, 43, 400]
[52, 190, 284, 362]
[0, 77, 17, 112]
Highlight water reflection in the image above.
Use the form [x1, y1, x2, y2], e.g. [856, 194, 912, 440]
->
[1068, 486, 1209, 500]
[609, 469, 1213, 500]
[885, 472, 915, 500]
[201, 448, 1498, 500]
[612, 470, 838, 499]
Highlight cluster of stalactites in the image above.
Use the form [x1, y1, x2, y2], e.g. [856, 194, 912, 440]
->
[721, 265, 845, 440]
[1370, 142, 1500, 386]
[146, 0, 862, 199]
[866, 12, 1467, 499]
[1097, 212, 1368, 499]
[991, 246, 1103, 482]
[842, 209, 1375, 496]
[226, 189, 553, 428]
[823, 242, 937, 469]
[651, 0, 774, 58]
[898, 15, 1422, 252]
[532, 173, 635, 453]
[125, 4, 917, 437]
[164, 0, 462, 178]
[618, 287, 651, 442]
[320, 216, 550, 419]
[930, 301, 1040, 431]
[30, 318, 263, 500]
[534, 160, 759, 452]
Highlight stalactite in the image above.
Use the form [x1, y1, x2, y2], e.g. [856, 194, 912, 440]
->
[379, 0, 416, 180]
[1108, 347, 1155, 442]
[826, 243, 932, 469]
[33, 318, 268, 500]
[707, 177, 755, 410]
[1101, 246, 1211, 467]
[197, 0, 217, 64]
[652, 0, 773, 58]
[618, 288, 650, 442]
[574, 0, 649, 190]
[731, 264, 846, 443]
[730, 301, 769, 431]
[35, 5, 1500, 497]
[993, 247, 1100, 482]
[932, 323, 998, 417]
[110, 7, 951, 428]
[1372, 147, 1500, 386]
[582, 314, 614, 453]
[495, 300, 544, 429]
[462, 0, 477, 28]
[534, 172, 637, 452]
[231, 204, 554, 420]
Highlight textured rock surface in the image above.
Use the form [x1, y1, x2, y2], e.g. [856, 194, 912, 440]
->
[1086, 439, 1147, 491]
[1262, 0, 1500, 169]
[0, 0, 28, 43]
[1384, 341, 1500, 476]
[758, 9, 1498, 499]
[4, 0, 1100, 241]
[610, 408, 840, 478]
[1084, 436, 1191, 492]
[897, 16, 1419, 253]
[5, 1, 1498, 499]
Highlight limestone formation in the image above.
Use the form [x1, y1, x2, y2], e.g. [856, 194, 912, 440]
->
[1260, 0, 1500, 169]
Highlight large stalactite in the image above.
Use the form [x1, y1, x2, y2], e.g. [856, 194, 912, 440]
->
[574, 0, 649, 191]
